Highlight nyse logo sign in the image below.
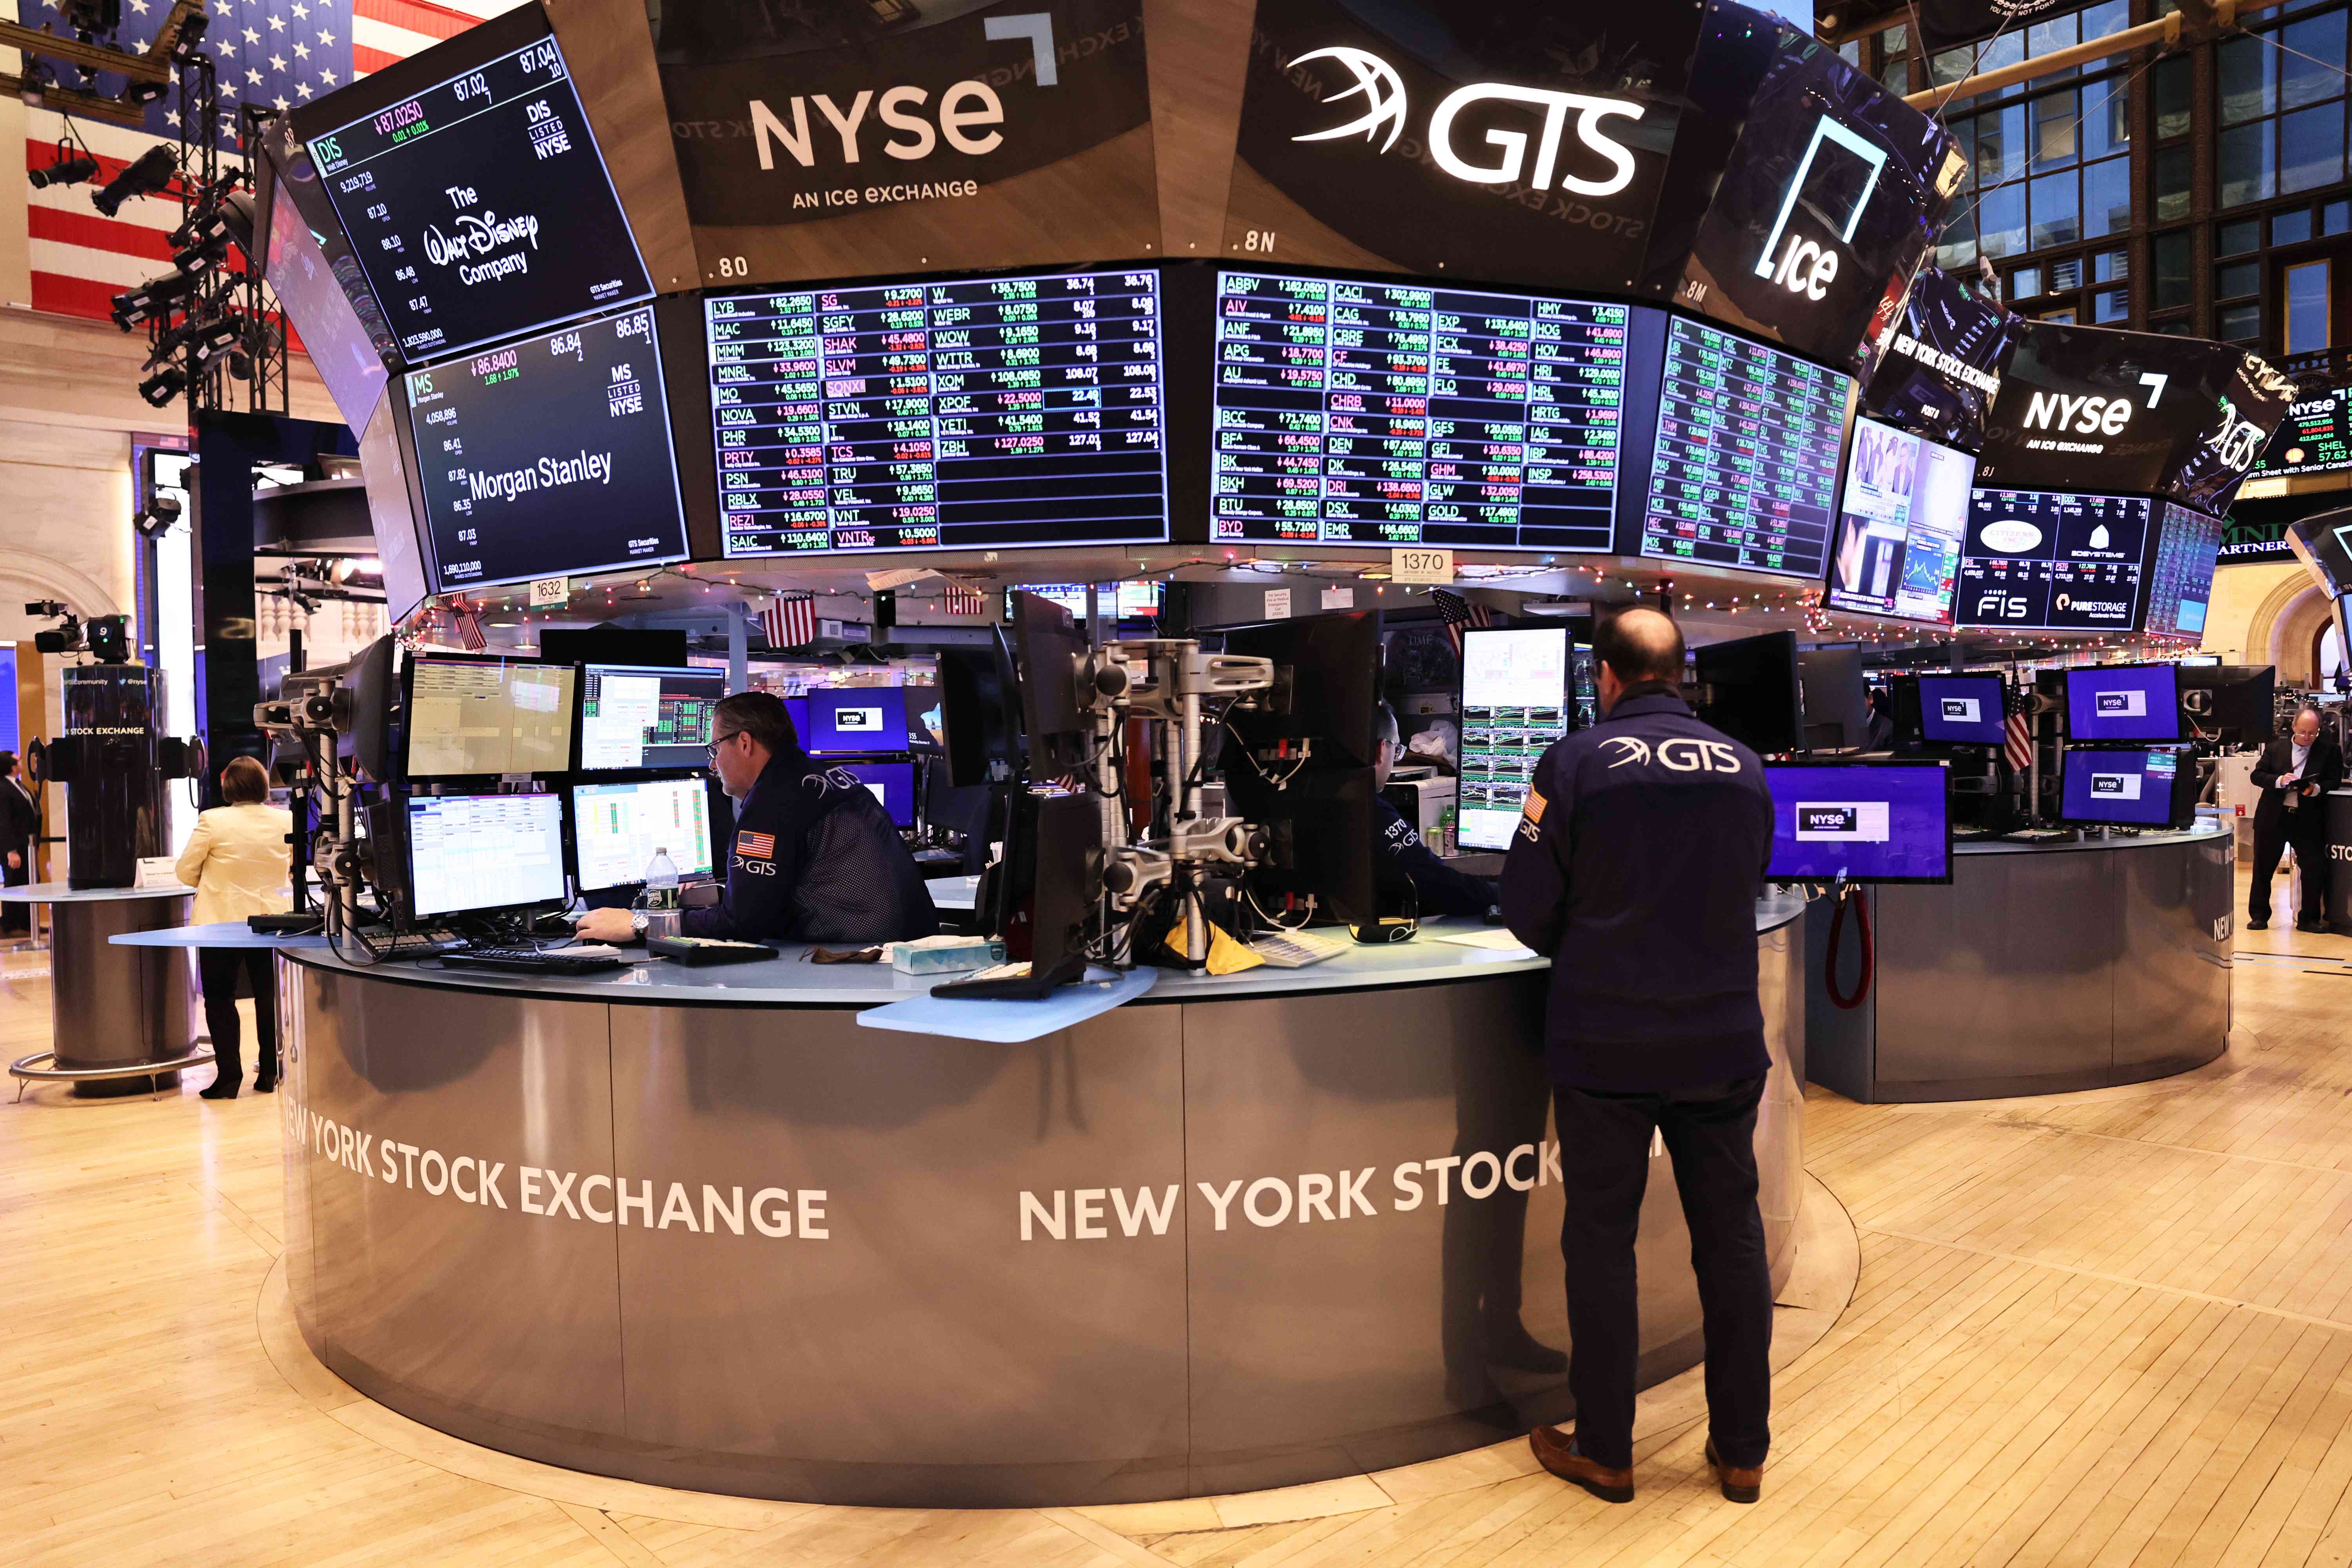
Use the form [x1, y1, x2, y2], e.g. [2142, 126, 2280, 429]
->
[1941, 697, 1982, 723]
[745, 11, 1057, 172]
[2096, 690, 2147, 717]
[1289, 47, 1644, 198]
[1753, 118, 1888, 301]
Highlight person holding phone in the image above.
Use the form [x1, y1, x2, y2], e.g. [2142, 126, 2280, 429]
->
[2249, 707, 2344, 933]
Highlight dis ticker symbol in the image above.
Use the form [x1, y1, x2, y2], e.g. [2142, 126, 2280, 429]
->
[1289, 47, 1408, 152]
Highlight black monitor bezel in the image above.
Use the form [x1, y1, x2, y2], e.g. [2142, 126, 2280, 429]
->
[2055, 746, 2197, 830]
[1916, 671, 2011, 749]
[564, 773, 720, 894]
[2062, 661, 2186, 744]
[400, 652, 582, 784]
[402, 786, 570, 919]
[571, 661, 729, 774]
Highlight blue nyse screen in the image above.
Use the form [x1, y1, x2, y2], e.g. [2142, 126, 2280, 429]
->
[1766, 762, 1952, 883]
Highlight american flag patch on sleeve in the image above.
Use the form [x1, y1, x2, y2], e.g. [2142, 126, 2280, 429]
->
[736, 831, 776, 860]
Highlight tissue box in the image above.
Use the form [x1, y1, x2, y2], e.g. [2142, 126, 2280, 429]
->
[136, 857, 186, 890]
[888, 935, 1005, 975]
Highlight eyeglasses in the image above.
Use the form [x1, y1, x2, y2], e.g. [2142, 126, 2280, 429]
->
[705, 731, 741, 760]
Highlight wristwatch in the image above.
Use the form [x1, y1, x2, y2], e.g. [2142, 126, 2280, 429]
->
[630, 910, 649, 935]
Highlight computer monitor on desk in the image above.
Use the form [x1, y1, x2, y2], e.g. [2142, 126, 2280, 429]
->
[576, 664, 726, 771]
[406, 792, 568, 918]
[1763, 761, 1953, 884]
[570, 778, 715, 893]
[2058, 748, 2195, 829]
[1917, 673, 2009, 748]
[838, 761, 917, 829]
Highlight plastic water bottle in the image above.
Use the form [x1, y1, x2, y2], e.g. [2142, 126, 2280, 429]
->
[643, 848, 681, 940]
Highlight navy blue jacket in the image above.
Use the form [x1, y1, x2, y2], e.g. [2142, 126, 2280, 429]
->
[1499, 687, 1775, 1091]
[1375, 795, 1496, 918]
[684, 750, 938, 946]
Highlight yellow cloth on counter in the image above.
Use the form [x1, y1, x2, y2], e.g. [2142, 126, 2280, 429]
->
[1163, 920, 1265, 974]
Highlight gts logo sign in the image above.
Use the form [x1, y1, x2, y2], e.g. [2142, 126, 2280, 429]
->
[1601, 736, 1744, 773]
[2021, 373, 2168, 436]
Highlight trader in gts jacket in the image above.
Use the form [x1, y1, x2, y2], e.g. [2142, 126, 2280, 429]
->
[1499, 607, 1779, 1509]
[1374, 701, 1497, 918]
[576, 692, 936, 947]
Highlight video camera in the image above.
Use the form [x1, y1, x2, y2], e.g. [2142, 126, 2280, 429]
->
[27, 601, 130, 663]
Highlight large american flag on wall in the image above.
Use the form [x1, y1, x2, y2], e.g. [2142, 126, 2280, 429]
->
[18, 0, 524, 322]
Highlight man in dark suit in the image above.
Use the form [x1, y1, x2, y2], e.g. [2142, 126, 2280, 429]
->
[2249, 708, 2345, 932]
[0, 751, 36, 937]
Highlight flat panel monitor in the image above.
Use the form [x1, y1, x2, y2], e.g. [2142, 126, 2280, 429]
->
[577, 664, 726, 771]
[2253, 385, 2352, 481]
[708, 269, 1169, 555]
[1764, 762, 1953, 884]
[1957, 488, 2155, 632]
[1797, 647, 1871, 751]
[782, 696, 811, 747]
[2065, 664, 2183, 743]
[1694, 630, 1804, 755]
[838, 762, 918, 829]
[1459, 627, 1570, 853]
[806, 688, 910, 757]
[263, 176, 390, 430]
[571, 778, 715, 893]
[2179, 664, 2276, 746]
[1825, 418, 1973, 623]
[1209, 270, 1634, 551]
[2146, 503, 2224, 641]
[406, 657, 576, 778]
[405, 305, 688, 592]
[306, 31, 652, 362]
[1022, 581, 1164, 622]
[1643, 317, 1855, 579]
[406, 791, 566, 917]
[1918, 674, 2009, 746]
[2059, 748, 2189, 828]
[1220, 612, 1385, 773]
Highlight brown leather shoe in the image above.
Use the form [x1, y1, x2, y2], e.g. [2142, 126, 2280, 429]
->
[1528, 1424, 1633, 1503]
[1706, 1439, 1761, 1504]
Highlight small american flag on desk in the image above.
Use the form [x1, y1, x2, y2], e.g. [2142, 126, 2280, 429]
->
[2005, 684, 2035, 772]
[19, 0, 528, 323]
[1429, 587, 1492, 654]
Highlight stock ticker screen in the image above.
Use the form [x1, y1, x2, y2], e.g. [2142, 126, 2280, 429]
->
[707, 269, 1169, 555]
[1956, 488, 2155, 633]
[1642, 318, 1854, 579]
[1209, 271, 1633, 549]
[309, 34, 652, 362]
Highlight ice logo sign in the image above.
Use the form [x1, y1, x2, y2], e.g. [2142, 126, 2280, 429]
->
[1753, 116, 1889, 301]
[1287, 49, 1646, 198]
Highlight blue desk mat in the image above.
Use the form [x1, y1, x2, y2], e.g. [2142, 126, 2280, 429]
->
[857, 965, 1155, 1043]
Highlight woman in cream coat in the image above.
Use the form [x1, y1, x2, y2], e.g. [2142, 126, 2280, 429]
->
[174, 756, 291, 1099]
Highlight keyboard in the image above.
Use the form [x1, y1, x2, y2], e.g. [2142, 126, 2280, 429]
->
[1248, 929, 1351, 969]
[439, 944, 628, 976]
[359, 932, 462, 961]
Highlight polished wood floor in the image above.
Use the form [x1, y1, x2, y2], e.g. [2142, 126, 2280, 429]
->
[5, 863, 2352, 1566]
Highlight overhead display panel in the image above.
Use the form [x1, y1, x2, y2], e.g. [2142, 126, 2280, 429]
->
[1860, 267, 2019, 453]
[1977, 323, 2297, 513]
[1217, 0, 1704, 294]
[263, 176, 393, 433]
[2250, 385, 2352, 482]
[1641, 317, 1854, 579]
[1672, 9, 1964, 375]
[1824, 417, 1973, 624]
[1956, 488, 2154, 633]
[2145, 503, 2224, 641]
[405, 305, 690, 590]
[649, 0, 1158, 287]
[709, 267, 1167, 555]
[308, 31, 653, 361]
[1209, 270, 1641, 550]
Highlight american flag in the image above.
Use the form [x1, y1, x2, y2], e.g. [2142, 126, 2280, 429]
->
[451, 607, 486, 651]
[942, 583, 985, 617]
[760, 594, 817, 651]
[2004, 682, 2035, 772]
[1428, 587, 1493, 654]
[20, 0, 526, 323]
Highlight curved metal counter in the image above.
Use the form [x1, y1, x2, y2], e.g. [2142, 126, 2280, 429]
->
[1, 882, 198, 1097]
[278, 900, 1807, 1508]
[1805, 822, 2233, 1103]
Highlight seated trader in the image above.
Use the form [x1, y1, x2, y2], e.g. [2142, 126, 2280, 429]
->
[1374, 701, 1497, 918]
[576, 692, 937, 946]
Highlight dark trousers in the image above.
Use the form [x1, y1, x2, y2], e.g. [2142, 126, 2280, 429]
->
[2250, 816, 2329, 925]
[1555, 1074, 1772, 1471]
[1, 853, 26, 936]
[198, 947, 277, 1084]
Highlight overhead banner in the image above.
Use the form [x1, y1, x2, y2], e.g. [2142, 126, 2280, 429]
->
[1673, 9, 1965, 375]
[1216, 0, 1704, 293]
[1914, 0, 2073, 54]
[1976, 323, 2295, 511]
[1859, 267, 2020, 452]
[651, 0, 1159, 287]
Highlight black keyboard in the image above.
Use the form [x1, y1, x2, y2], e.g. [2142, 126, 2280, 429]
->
[359, 933, 462, 961]
[439, 946, 627, 976]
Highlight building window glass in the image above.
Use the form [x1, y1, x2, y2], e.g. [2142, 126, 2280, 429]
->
[2287, 259, 2332, 352]
[2040, 308, 2080, 323]
[2281, 10, 2345, 109]
[2329, 200, 2352, 235]
[2218, 219, 2262, 256]
[2154, 231, 2193, 310]
[2217, 13, 2350, 207]
[2154, 56, 2192, 138]
[1980, 182, 2028, 258]
[2011, 265, 2044, 300]
[2095, 249, 2130, 283]
[2220, 125, 2276, 207]
[2277, 207, 2316, 244]
[2218, 260, 2261, 298]
[2031, 171, 2082, 247]
[2083, 156, 2131, 238]
[2095, 288, 2130, 322]
[2221, 35, 2278, 125]
[2218, 301, 2262, 340]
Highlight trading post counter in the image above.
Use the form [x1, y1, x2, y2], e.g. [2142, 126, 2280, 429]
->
[1806, 821, 2232, 1103]
[278, 899, 1807, 1509]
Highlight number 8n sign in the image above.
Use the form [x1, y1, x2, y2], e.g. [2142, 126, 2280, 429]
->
[1391, 548, 1454, 586]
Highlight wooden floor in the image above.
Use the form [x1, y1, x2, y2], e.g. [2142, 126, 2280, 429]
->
[7, 864, 2352, 1566]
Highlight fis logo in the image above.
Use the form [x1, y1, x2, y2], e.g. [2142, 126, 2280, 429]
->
[1289, 48, 1645, 198]
[1974, 592, 2031, 621]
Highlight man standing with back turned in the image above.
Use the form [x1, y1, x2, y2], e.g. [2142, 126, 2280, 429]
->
[1500, 607, 1778, 1507]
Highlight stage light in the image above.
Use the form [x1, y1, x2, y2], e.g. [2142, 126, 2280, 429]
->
[138, 367, 186, 408]
[109, 267, 200, 331]
[131, 495, 181, 539]
[29, 153, 98, 189]
[92, 144, 176, 218]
